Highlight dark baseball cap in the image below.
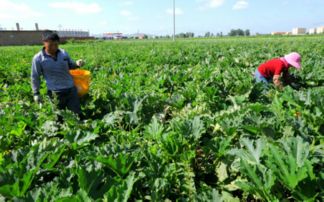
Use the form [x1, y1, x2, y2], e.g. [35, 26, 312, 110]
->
[42, 30, 60, 42]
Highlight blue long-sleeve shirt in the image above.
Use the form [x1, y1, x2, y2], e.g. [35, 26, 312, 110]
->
[31, 48, 78, 95]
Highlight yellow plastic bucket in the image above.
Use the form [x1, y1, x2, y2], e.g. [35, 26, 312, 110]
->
[69, 69, 91, 97]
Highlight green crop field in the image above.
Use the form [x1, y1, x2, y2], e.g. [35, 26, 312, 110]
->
[0, 36, 323, 201]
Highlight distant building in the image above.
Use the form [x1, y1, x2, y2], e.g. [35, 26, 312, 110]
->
[0, 23, 93, 46]
[317, 26, 324, 34]
[57, 30, 90, 38]
[0, 30, 44, 46]
[309, 28, 317, 34]
[135, 33, 146, 39]
[271, 32, 290, 36]
[292, 28, 306, 35]
[128, 33, 148, 39]
[103, 33, 126, 40]
[0, 23, 42, 46]
[271, 32, 285, 35]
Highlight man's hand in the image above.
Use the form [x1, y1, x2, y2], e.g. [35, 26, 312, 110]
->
[76, 59, 85, 67]
[33, 95, 42, 103]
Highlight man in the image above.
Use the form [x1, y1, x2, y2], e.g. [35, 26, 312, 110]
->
[31, 30, 85, 117]
[254, 52, 302, 89]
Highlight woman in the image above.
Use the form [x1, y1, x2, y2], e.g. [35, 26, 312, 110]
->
[255, 52, 302, 89]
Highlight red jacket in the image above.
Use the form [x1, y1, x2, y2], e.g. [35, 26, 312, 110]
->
[258, 58, 290, 79]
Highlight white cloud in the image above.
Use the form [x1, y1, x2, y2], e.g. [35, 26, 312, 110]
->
[209, 0, 225, 8]
[166, 8, 184, 16]
[49, 2, 102, 14]
[198, 0, 225, 9]
[120, 10, 132, 17]
[233, 0, 249, 10]
[120, 10, 140, 21]
[121, 1, 134, 6]
[0, 0, 42, 20]
[99, 20, 109, 26]
[128, 16, 140, 21]
[282, 1, 289, 6]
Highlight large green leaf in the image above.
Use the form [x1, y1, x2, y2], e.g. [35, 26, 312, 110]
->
[266, 137, 314, 190]
[94, 154, 134, 177]
[76, 167, 111, 199]
[103, 172, 140, 202]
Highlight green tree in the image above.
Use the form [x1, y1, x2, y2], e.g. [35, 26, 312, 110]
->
[205, 32, 211, 38]
[245, 29, 251, 36]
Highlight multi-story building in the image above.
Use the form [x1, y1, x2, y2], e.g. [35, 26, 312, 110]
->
[317, 26, 324, 34]
[309, 28, 317, 34]
[292, 28, 306, 35]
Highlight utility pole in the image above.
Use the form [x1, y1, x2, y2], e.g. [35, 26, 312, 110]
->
[173, 0, 176, 41]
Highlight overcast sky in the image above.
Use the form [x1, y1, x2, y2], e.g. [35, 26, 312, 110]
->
[0, 0, 323, 35]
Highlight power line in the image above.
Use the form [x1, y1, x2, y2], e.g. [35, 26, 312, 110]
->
[173, 0, 175, 41]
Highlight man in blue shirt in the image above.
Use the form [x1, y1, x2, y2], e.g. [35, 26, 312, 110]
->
[31, 30, 85, 117]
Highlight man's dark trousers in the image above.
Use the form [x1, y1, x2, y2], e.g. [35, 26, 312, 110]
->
[47, 87, 82, 117]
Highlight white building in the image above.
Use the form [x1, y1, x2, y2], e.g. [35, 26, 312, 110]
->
[271, 32, 286, 35]
[309, 28, 317, 34]
[317, 26, 324, 34]
[292, 28, 306, 35]
[103, 33, 125, 40]
[57, 30, 90, 38]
